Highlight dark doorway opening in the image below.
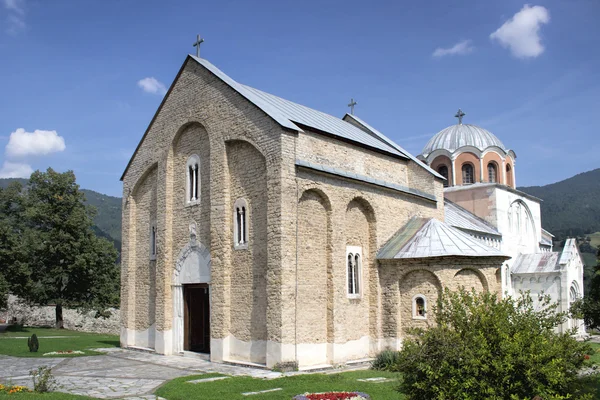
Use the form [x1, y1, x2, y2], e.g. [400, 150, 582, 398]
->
[183, 284, 210, 353]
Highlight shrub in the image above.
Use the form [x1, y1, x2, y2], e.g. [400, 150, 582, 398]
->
[395, 288, 592, 400]
[272, 361, 298, 372]
[371, 349, 400, 371]
[27, 333, 39, 352]
[30, 366, 57, 393]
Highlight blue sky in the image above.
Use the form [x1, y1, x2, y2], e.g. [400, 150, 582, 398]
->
[0, 0, 598, 197]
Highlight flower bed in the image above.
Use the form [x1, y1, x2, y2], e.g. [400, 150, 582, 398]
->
[0, 384, 31, 394]
[293, 392, 370, 400]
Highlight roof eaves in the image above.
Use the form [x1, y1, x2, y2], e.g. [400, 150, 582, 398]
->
[342, 113, 445, 181]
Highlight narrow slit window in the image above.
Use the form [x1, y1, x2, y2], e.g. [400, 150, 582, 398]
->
[415, 297, 425, 317]
[150, 224, 157, 259]
[234, 199, 249, 249]
[488, 163, 497, 183]
[346, 247, 362, 297]
[462, 163, 474, 185]
[186, 155, 200, 203]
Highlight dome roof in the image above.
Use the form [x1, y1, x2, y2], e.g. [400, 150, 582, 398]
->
[421, 123, 507, 158]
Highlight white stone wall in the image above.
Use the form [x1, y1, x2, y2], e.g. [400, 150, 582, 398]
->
[4, 296, 120, 335]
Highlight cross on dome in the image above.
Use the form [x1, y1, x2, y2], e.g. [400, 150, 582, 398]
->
[455, 108, 465, 125]
[348, 98, 357, 115]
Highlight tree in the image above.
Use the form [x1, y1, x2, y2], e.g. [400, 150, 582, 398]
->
[572, 249, 600, 330]
[21, 168, 119, 328]
[0, 181, 31, 309]
[389, 289, 591, 400]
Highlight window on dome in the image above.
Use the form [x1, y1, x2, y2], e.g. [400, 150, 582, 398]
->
[462, 163, 474, 185]
[506, 164, 513, 187]
[438, 166, 449, 187]
[488, 163, 497, 183]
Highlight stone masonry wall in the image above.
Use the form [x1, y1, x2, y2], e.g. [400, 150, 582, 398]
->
[380, 257, 505, 340]
[5, 296, 120, 335]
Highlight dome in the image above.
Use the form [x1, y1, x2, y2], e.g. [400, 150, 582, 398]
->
[421, 123, 507, 158]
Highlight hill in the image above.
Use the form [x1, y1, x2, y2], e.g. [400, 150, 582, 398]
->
[0, 178, 122, 252]
[519, 168, 600, 241]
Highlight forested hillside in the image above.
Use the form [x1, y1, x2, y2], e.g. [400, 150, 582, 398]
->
[519, 168, 600, 241]
[0, 178, 122, 252]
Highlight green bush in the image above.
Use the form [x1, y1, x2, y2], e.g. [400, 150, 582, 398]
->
[30, 366, 57, 393]
[27, 334, 39, 352]
[394, 288, 593, 400]
[371, 349, 401, 371]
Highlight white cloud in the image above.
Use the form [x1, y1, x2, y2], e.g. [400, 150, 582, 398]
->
[3, 0, 24, 14]
[432, 40, 475, 58]
[3, 0, 26, 35]
[490, 4, 550, 59]
[0, 161, 33, 178]
[5, 128, 66, 157]
[137, 77, 167, 95]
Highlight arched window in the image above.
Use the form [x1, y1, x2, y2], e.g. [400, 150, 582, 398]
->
[150, 223, 157, 260]
[462, 163, 474, 185]
[488, 162, 497, 183]
[412, 295, 427, 319]
[438, 165, 449, 187]
[506, 164, 513, 187]
[186, 155, 200, 204]
[346, 246, 362, 297]
[233, 198, 248, 249]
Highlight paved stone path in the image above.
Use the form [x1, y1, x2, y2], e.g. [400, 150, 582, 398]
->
[0, 347, 283, 399]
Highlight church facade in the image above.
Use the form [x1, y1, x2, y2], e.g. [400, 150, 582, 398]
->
[120, 55, 583, 369]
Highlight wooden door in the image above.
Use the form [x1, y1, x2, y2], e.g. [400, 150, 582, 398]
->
[183, 284, 210, 353]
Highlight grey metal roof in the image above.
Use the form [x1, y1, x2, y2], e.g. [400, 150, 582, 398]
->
[188, 56, 445, 180]
[558, 238, 579, 265]
[377, 217, 507, 259]
[540, 237, 553, 246]
[342, 114, 444, 180]
[296, 159, 436, 202]
[445, 200, 501, 237]
[240, 83, 407, 158]
[421, 124, 507, 157]
[512, 252, 561, 274]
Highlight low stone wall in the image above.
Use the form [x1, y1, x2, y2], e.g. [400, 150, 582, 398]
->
[2, 295, 120, 335]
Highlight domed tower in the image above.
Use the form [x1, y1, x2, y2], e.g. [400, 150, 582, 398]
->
[418, 109, 517, 189]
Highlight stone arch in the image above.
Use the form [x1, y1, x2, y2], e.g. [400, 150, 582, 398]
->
[453, 268, 489, 293]
[430, 155, 453, 187]
[508, 200, 536, 253]
[296, 188, 333, 365]
[225, 139, 268, 364]
[171, 229, 211, 354]
[128, 162, 158, 349]
[344, 196, 377, 347]
[399, 269, 442, 330]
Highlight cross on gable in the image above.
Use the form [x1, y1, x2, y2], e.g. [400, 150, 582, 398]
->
[193, 34, 204, 57]
[348, 98, 357, 115]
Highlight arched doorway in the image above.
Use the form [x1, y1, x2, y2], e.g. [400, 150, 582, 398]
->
[173, 223, 211, 354]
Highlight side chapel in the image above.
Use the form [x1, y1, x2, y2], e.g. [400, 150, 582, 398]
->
[120, 55, 584, 369]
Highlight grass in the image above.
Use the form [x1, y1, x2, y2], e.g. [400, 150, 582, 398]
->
[589, 342, 600, 365]
[155, 370, 402, 400]
[0, 326, 119, 357]
[587, 232, 600, 249]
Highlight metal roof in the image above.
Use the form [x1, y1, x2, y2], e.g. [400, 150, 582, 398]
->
[421, 123, 507, 157]
[377, 217, 507, 259]
[512, 252, 561, 274]
[342, 114, 444, 179]
[188, 56, 447, 181]
[296, 159, 436, 202]
[239, 83, 407, 158]
[445, 200, 501, 237]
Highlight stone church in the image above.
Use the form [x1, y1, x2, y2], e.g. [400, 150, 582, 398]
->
[120, 55, 584, 369]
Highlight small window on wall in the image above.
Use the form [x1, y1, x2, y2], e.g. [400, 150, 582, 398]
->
[438, 166, 449, 187]
[234, 198, 248, 249]
[412, 295, 427, 319]
[506, 164, 513, 187]
[346, 246, 362, 298]
[462, 163, 474, 185]
[488, 163, 497, 183]
[186, 155, 200, 204]
[150, 223, 157, 260]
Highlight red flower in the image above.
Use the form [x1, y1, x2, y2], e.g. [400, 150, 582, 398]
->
[584, 354, 590, 360]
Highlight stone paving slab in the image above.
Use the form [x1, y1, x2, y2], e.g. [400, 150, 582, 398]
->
[0, 355, 64, 379]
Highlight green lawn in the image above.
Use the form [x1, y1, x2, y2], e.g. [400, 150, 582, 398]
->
[0, 326, 119, 357]
[589, 342, 600, 365]
[155, 370, 402, 400]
